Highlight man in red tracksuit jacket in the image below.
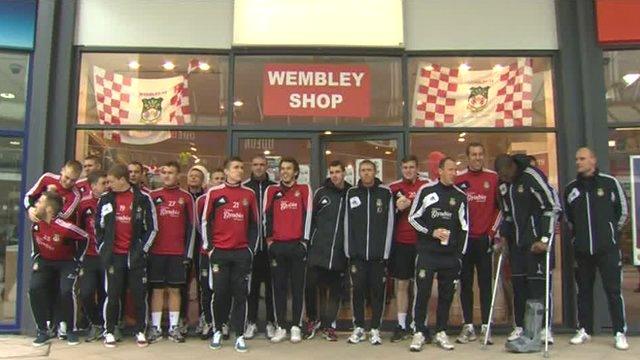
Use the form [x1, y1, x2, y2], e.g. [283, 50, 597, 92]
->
[263, 157, 312, 344]
[148, 161, 196, 343]
[24, 160, 83, 222]
[388, 155, 429, 342]
[455, 143, 501, 344]
[76, 155, 103, 197]
[202, 157, 258, 353]
[29, 191, 89, 347]
[76, 170, 109, 342]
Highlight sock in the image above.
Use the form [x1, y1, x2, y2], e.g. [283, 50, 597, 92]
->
[169, 311, 180, 329]
[151, 312, 162, 329]
[398, 313, 407, 329]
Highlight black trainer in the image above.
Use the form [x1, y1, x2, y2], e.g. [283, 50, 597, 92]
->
[391, 326, 408, 342]
[32, 331, 51, 347]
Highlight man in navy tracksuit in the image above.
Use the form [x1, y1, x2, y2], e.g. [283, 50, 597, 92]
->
[565, 147, 629, 351]
[344, 160, 394, 346]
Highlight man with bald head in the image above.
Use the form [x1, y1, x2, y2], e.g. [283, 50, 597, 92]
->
[564, 147, 629, 350]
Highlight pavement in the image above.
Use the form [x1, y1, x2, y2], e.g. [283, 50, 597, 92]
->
[0, 333, 637, 359]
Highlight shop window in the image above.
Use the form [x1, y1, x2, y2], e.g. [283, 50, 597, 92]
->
[233, 56, 402, 126]
[408, 57, 555, 128]
[76, 53, 229, 126]
[604, 50, 640, 125]
[0, 52, 29, 130]
[75, 130, 227, 189]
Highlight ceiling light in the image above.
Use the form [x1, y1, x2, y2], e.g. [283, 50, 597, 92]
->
[493, 64, 504, 71]
[190, 146, 198, 152]
[194, 158, 201, 164]
[9, 140, 21, 146]
[456, 161, 462, 165]
[459, 132, 467, 137]
[198, 62, 210, 71]
[458, 137, 466, 142]
[459, 63, 471, 71]
[233, 100, 244, 107]
[0, 92, 16, 99]
[162, 61, 176, 70]
[623, 73, 640, 86]
[324, 130, 332, 135]
[263, 150, 271, 155]
[425, 65, 434, 71]
[128, 60, 140, 70]
[325, 150, 332, 155]
[384, 151, 392, 155]
[608, 140, 616, 147]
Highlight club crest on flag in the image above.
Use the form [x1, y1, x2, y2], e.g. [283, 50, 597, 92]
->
[140, 97, 163, 124]
[467, 86, 489, 112]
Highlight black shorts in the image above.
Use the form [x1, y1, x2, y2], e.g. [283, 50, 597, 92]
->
[508, 245, 546, 279]
[148, 254, 186, 286]
[389, 243, 416, 280]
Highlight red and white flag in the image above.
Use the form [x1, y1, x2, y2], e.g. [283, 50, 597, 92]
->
[93, 66, 191, 144]
[412, 58, 533, 127]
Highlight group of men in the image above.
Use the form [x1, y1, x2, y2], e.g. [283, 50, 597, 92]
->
[23, 143, 630, 353]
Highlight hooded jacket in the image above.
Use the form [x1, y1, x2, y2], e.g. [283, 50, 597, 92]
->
[308, 178, 351, 271]
[344, 178, 394, 261]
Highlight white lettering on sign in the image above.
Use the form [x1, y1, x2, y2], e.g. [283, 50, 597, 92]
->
[289, 93, 343, 109]
[267, 71, 365, 88]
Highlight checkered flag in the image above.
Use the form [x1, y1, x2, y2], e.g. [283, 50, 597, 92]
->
[495, 58, 533, 127]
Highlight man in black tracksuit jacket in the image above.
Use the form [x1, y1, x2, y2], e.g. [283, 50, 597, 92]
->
[496, 154, 560, 346]
[344, 160, 393, 345]
[305, 160, 351, 340]
[408, 157, 468, 351]
[95, 165, 157, 347]
[564, 147, 629, 350]
[242, 156, 277, 337]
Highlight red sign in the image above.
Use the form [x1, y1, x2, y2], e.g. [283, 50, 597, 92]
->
[262, 63, 370, 117]
[596, 0, 640, 45]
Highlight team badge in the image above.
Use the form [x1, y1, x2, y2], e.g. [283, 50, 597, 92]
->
[271, 259, 278, 267]
[201, 269, 208, 277]
[140, 97, 163, 124]
[351, 265, 357, 274]
[517, 184, 524, 193]
[108, 266, 115, 274]
[53, 234, 61, 243]
[242, 198, 249, 207]
[597, 188, 605, 197]
[483, 181, 490, 189]
[86, 209, 93, 216]
[467, 86, 490, 112]
[449, 198, 456, 206]
[32, 262, 39, 271]
[212, 264, 220, 273]
[155, 197, 163, 204]
[33, 224, 39, 232]
[418, 269, 426, 279]
[178, 197, 185, 205]
[320, 197, 330, 205]
[294, 190, 300, 197]
[79, 268, 84, 277]
[376, 198, 383, 214]
[142, 276, 147, 284]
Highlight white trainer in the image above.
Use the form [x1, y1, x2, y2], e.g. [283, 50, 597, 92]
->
[570, 328, 591, 345]
[615, 332, 629, 351]
[409, 332, 425, 352]
[435, 331, 454, 350]
[456, 323, 476, 343]
[270, 327, 287, 343]
[244, 323, 257, 339]
[347, 327, 366, 344]
[266, 322, 276, 339]
[290, 326, 302, 343]
[369, 329, 382, 345]
[507, 326, 524, 341]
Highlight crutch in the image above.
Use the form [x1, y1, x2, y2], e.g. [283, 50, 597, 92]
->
[482, 252, 503, 349]
[543, 247, 551, 358]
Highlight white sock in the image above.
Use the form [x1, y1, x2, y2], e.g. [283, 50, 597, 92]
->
[397, 313, 407, 329]
[169, 312, 180, 329]
[151, 312, 162, 328]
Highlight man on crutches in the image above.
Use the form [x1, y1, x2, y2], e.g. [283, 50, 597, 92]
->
[495, 154, 560, 354]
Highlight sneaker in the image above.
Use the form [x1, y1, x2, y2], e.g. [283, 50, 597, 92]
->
[540, 327, 554, 345]
[391, 325, 409, 342]
[169, 327, 186, 343]
[178, 319, 189, 336]
[222, 323, 230, 340]
[135, 332, 149, 347]
[32, 330, 51, 347]
[305, 320, 321, 340]
[265, 322, 276, 339]
[456, 324, 476, 344]
[235, 336, 248, 353]
[200, 322, 213, 340]
[114, 325, 123, 342]
[103, 333, 116, 348]
[409, 332, 425, 352]
[480, 324, 493, 345]
[148, 326, 163, 343]
[323, 327, 338, 342]
[244, 322, 257, 339]
[67, 332, 80, 346]
[270, 327, 287, 343]
[615, 332, 629, 351]
[57, 322, 68, 340]
[369, 329, 382, 345]
[290, 326, 302, 343]
[209, 331, 222, 350]
[507, 327, 524, 342]
[347, 327, 366, 344]
[570, 328, 591, 345]
[435, 331, 454, 351]
[85, 324, 104, 342]
[195, 315, 205, 334]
